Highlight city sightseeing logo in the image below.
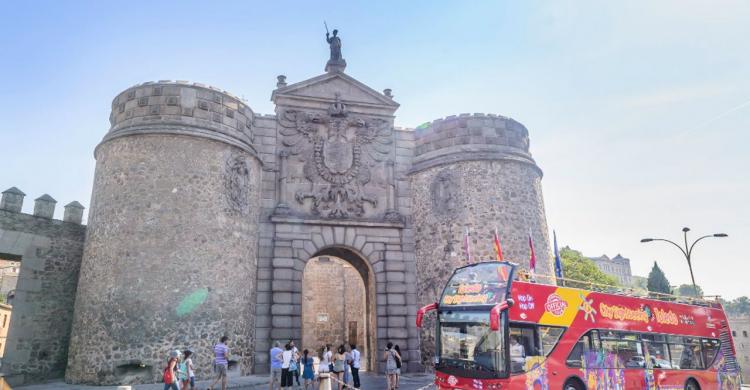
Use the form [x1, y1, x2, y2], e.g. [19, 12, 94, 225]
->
[544, 293, 568, 316]
[447, 376, 458, 386]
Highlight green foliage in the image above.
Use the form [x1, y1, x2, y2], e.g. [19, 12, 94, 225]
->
[676, 284, 703, 297]
[559, 247, 619, 289]
[630, 275, 648, 290]
[647, 261, 672, 295]
[724, 296, 750, 317]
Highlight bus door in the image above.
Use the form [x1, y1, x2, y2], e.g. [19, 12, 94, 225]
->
[641, 334, 670, 389]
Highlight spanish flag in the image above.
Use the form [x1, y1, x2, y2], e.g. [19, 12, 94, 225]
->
[493, 228, 504, 261]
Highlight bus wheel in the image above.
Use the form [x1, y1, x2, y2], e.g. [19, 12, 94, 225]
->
[685, 379, 700, 390]
[563, 378, 584, 390]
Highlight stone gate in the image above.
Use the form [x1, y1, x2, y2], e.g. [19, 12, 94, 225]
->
[0, 35, 551, 386]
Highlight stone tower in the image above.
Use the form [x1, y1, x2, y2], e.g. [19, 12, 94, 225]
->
[409, 114, 551, 364]
[66, 82, 261, 384]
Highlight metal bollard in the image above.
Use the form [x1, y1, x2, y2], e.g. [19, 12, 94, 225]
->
[319, 372, 332, 390]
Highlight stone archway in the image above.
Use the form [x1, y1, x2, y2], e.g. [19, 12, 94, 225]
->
[301, 247, 377, 371]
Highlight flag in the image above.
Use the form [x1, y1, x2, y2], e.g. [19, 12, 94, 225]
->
[528, 232, 536, 280]
[464, 227, 472, 263]
[553, 230, 564, 280]
[493, 228, 504, 261]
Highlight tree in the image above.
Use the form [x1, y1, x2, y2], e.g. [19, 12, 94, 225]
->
[676, 284, 703, 297]
[725, 296, 750, 317]
[647, 261, 672, 295]
[559, 247, 619, 289]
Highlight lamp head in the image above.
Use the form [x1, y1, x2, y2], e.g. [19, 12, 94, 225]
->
[682, 227, 691, 232]
[713, 233, 728, 238]
[640, 238, 653, 243]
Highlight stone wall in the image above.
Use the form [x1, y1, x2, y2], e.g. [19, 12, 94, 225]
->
[409, 114, 551, 365]
[65, 82, 262, 385]
[0, 198, 86, 386]
[301, 257, 366, 363]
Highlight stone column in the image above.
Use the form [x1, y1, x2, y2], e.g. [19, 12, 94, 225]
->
[274, 150, 290, 215]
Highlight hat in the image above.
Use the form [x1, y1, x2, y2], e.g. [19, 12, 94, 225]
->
[169, 350, 180, 358]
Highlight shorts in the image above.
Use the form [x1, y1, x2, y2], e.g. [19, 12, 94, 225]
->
[214, 363, 228, 378]
[270, 367, 282, 382]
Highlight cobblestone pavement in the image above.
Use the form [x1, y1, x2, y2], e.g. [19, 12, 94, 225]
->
[13, 372, 436, 390]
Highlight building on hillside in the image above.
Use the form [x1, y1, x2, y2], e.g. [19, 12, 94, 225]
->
[0, 303, 11, 358]
[588, 254, 633, 286]
[0, 258, 20, 297]
[729, 316, 750, 382]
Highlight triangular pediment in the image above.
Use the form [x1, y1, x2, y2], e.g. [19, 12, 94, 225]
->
[272, 72, 399, 110]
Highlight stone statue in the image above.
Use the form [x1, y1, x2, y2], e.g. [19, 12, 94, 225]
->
[325, 28, 347, 73]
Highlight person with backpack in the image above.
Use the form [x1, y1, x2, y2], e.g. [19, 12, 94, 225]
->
[384, 342, 400, 390]
[163, 355, 179, 390]
[208, 336, 230, 390]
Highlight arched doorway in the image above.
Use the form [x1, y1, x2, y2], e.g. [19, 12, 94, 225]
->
[301, 247, 376, 371]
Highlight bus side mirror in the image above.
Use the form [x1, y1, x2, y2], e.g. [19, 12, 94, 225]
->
[490, 300, 510, 331]
[416, 302, 438, 328]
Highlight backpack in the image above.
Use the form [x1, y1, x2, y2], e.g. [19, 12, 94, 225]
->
[163, 361, 175, 384]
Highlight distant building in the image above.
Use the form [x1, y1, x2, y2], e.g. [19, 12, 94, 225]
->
[588, 254, 633, 286]
[0, 259, 20, 297]
[729, 316, 750, 382]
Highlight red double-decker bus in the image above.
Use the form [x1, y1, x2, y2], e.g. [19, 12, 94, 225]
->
[417, 261, 742, 390]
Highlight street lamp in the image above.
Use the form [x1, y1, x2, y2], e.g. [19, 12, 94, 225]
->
[640, 227, 727, 297]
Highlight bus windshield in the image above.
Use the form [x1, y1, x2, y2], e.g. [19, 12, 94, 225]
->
[440, 262, 512, 307]
[437, 310, 506, 378]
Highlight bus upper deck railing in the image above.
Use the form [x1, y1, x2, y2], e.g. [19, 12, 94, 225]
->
[515, 271, 721, 308]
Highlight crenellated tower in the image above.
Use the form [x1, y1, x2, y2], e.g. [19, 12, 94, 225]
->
[66, 81, 262, 384]
[409, 113, 552, 365]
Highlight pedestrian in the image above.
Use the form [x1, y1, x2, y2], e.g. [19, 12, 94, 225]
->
[350, 344, 361, 389]
[208, 336, 230, 390]
[289, 340, 301, 387]
[301, 349, 315, 390]
[319, 344, 332, 375]
[163, 354, 179, 390]
[182, 349, 195, 390]
[270, 341, 284, 390]
[176, 350, 188, 389]
[333, 345, 346, 390]
[394, 344, 403, 389]
[281, 343, 294, 390]
[342, 346, 351, 387]
[384, 342, 400, 390]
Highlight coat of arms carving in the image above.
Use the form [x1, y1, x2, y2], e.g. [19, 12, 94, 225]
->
[279, 95, 392, 218]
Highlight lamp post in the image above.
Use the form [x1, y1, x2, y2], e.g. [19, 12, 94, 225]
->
[640, 227, 727, 297]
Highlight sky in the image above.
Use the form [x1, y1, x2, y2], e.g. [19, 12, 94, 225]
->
[1, 1, 748, 298]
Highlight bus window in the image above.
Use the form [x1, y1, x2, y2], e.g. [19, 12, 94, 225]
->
[601, 332, 644, 368]
[509, 325, 536, 373]
[566, 330, 597, 368]
[669, 337, 704, 369]
[644, 340, 672, 369]
[539, 326, 564, 356]
[701, 339, 720, 367]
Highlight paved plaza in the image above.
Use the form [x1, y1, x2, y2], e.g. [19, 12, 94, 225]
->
[13, 372, 436, 390]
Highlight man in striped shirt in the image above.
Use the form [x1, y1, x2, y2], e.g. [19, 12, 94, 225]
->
[208, 336, 230, 390]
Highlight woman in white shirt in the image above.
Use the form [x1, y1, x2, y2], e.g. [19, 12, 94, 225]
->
[318, 344, 333, 375]
[281, 344, 294, 389]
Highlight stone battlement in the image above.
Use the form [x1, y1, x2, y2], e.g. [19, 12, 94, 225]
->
[0, 186, 85, 224]
[410, 113, 539, 175]
[104, 81, 257, 157]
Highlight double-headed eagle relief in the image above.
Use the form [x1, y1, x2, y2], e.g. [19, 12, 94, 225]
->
[279, 94, 393, 219]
